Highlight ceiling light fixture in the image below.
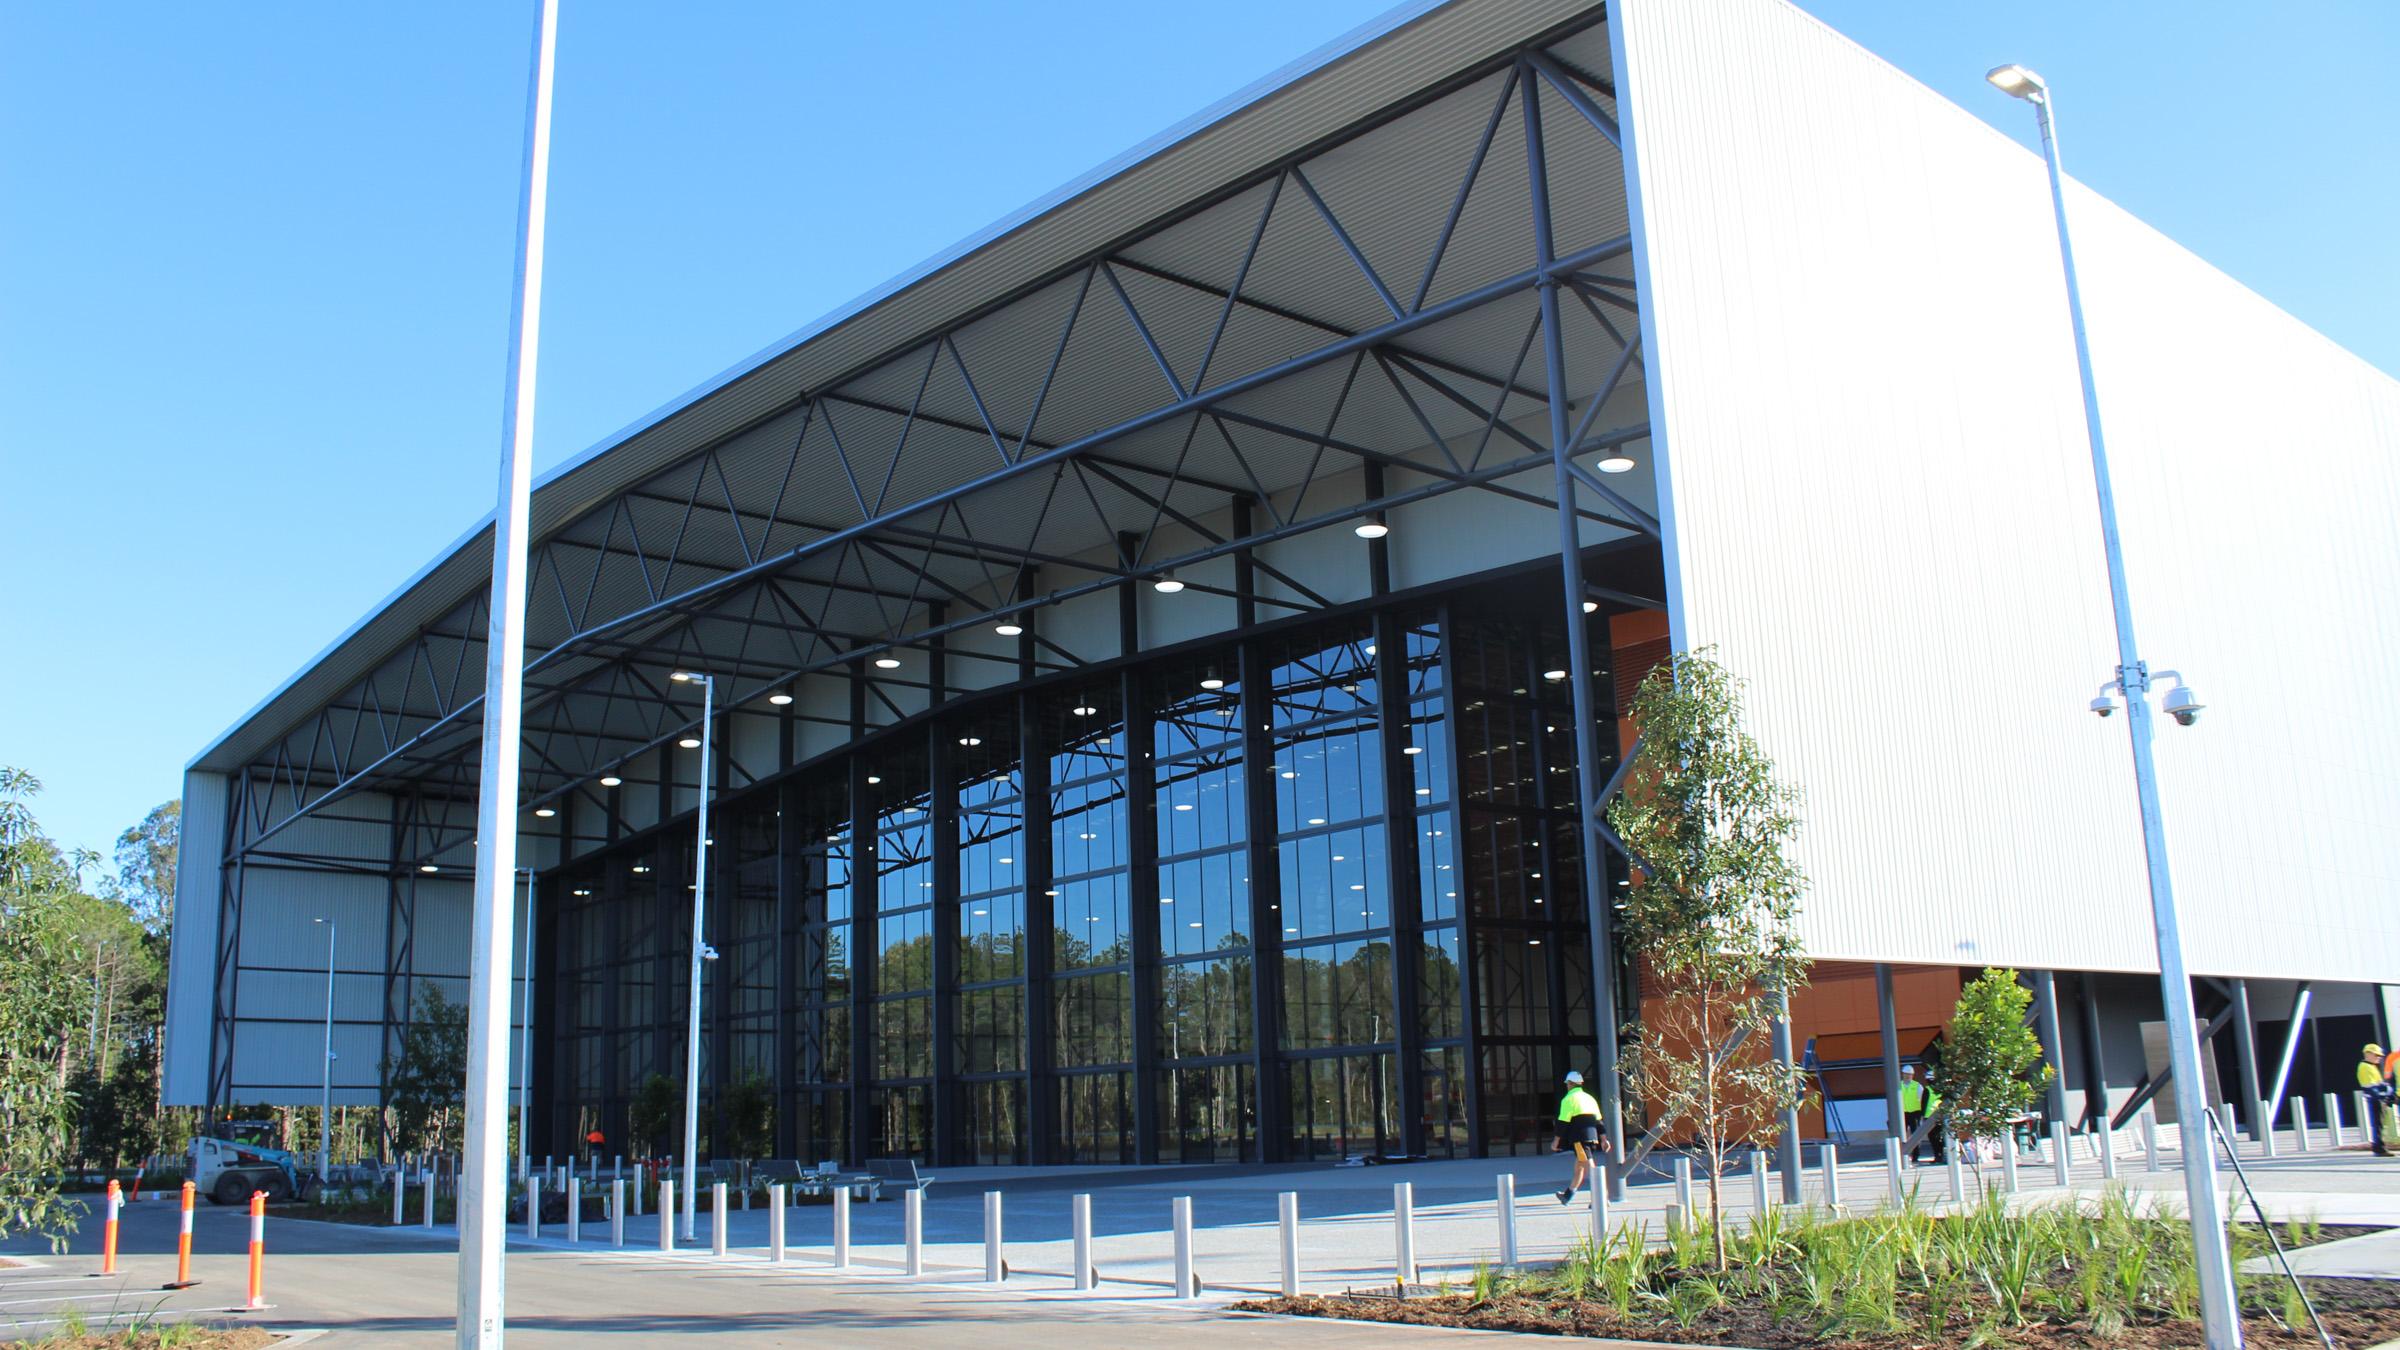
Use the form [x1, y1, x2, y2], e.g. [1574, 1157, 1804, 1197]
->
[1595, 452, 1637, 474]
[769, 692, 794, 706]
[1353, 512, 1389, 540]
[600, 775, 622, 787]
[679, 737, 701, 749]
[1152, 572, 1184, 594]
[533, 807, 555, 818]
[874, 656, 901, 670]
[995, 619, 1024, 637]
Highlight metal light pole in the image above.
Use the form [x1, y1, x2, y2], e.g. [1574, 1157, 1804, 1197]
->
[313, 918, 335, 1185]
[671, 670, 714, 1242]
[1987, 63, 2240, 1350]
[516, 867, 536, 1188]
[461, 0, 560, 1343]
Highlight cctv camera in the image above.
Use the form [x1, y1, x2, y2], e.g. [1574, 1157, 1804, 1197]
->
[2162, 685, 2202, 727]
[2088, 692, 2119, 718]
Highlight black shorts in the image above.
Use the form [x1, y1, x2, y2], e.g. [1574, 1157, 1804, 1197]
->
[1557, 1120, 1601, 1147]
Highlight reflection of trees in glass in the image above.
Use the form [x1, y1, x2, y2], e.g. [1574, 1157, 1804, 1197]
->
[876, 932, 933, 993]
[1051, 927, 1131, 972]
[958, 927, 1025, 984]
[1418, 935, 1463, 1040]
[1157, 953, 1254, 1060]
[1053, 972, 1133, 1067]
[1279, 940, 1395, 1049]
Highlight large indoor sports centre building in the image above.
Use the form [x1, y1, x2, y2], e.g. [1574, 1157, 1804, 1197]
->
[165, 0, 2400, 1167]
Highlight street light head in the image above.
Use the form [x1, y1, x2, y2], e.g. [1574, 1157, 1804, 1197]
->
[1986, 64, 2047, 101]
[2163, 684, 2204, 727]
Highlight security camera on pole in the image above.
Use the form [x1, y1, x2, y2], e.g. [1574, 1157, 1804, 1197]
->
[1988, 61, 2239, 1350]
[670, 670, 715, 1242]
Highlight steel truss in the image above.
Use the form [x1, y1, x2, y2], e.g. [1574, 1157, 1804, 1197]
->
[211, 15, 1655, 1128]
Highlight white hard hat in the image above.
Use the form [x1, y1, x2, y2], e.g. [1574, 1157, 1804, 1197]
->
[1564, 1070, 1584, 1084]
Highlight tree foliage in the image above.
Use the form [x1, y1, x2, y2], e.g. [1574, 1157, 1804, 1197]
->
[1607, 650, 1810, 1267]
[1929, 968, 2051, 1148]
[0, 768, 94, 1247]
[113, 800, 179, 933]
[719, 1072, 775, 1163]
[381, 984, 469, 1154]
[629, 1073, 680, 1158]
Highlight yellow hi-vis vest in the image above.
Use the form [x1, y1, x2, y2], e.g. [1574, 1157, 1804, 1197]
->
[1558, 1087, 1601, 1122]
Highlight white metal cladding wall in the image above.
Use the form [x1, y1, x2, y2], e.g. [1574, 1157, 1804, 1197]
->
[164, 770, 228, 1105]
[2069, 190, 2400, 983]
[1611, 0, 2159, 973]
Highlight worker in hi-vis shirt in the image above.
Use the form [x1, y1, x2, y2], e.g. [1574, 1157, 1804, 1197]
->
[1550, 1069, 1609, 1204]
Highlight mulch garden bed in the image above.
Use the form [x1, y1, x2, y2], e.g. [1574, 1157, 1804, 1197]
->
[1, 1330, 275, 1350]
[1236, 1280, 2400, 1348]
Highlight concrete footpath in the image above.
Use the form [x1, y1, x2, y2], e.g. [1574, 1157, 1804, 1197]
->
[5, 1122, 2394, 1346]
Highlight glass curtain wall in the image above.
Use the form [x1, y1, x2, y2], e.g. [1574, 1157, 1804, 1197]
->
[954, 709, 1029, 1164]
[787, 778, 852, 1163]
[867, 751, 934, 1158]
[1450, 606, 1602, 1155]
[1270, 622, 1399, 1161]
[536, 575, 1630, 1166]
[1150, 653, 1255, 1163]
[1046, 681, 1134, 1162]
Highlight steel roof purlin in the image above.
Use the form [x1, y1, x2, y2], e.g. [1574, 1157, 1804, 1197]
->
[209, 1, 1654, 866]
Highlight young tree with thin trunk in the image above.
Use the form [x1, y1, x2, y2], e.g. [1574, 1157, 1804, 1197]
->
[1927, 968, 2051, 1164]
[1608, 650, 1810, 1268]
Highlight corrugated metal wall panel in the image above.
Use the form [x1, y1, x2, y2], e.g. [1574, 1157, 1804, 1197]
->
[1614, 0, 2157, 975]
[2071, 192, 2400, 983]
[1616, 0, 2400, 984]
[163, 771, 227, 1105]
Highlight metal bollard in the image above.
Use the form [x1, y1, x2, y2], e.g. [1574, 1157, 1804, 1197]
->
[2358, 1092, 2372, 1149]
[711, 1183, 729, 1257]
[2050, 1124, 2072, 1187]
[658, 1181, 675, 1252]
[2001, 1137, 2019, 1193]
[632, 1171, 643, 1217]
[392, 1171, 405, 1226]
[2258, 1099, 2279, 1158]
[2217, 1103, 2237, 1153]
[2142, 1112, 2161, 1171]
[1496, 1175, 1518, 1270]
[1665, 1203, 1684, 1235]
[1821, 1143, 1841, 1208]
[246, 1192, 267, 1310]
[1280, 1191, 1301, 1295]
[103, 1180, 122, 1275]
[568, 1177, 581, 1243]
[2326, 1093, 2346, 1148]
[2291, 1097, 2312, 1153]
[2098, 1119, 2118, 1179]
[741, 1183, 751, 1212]
[611, 1179, 626, 1247]
[1673, 1155, 1694, 1215]
[1072, 1193, 1094, 1291]
[422, 1168, 437, 1228]
[832, 1185, 852, 1268]
[904, 1188, 924, 1277]
[1392, 1183, 1416, 1289]
[166, 1181, 199, 1289]
[983, 1191, 1003, 1283]
[1173, 1195, 1198, 1298]
[1588, 1172, 1609, 1245]
[770, 1185, 787, 1263]
[527, 1176, 542, 1239]
[1752, 1150, 1771, 1214]
[1946, 1147, 1964, 1203]
[1885, 1137, 1905, 1207]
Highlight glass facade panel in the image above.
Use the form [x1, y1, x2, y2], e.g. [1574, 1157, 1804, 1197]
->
[535, 578, 1627, 1167]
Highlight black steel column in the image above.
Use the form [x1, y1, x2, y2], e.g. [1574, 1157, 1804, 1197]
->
[929, 723, 960, 1166]
[1771, 994, 1802, 1203]
[1524, 60, 1625, 1195]
[1377, 607, 1426, 1158]
[2032, 971, 2070, 1129]
[1237, 636, 1286, 1163]
[2077, 972, 2109, 1129]
[1876, 964, 1903, 1143]
[532, 873, 560, 1159]
[1020, 688, 1057, 1164]
[775, 778, 802, 1158]
[1118, 550, 1161, 1163]
[2229, 977, 2262, 1138]
[847, 669, 876, 1164]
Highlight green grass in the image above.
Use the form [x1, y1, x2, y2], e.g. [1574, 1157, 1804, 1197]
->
[1465, 1187, 2313, 1342]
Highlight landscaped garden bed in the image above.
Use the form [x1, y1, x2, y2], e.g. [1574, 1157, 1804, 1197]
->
[1233, 1191, 2400, 1347]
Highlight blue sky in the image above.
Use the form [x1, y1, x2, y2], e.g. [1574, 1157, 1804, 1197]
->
[3, 2, 2393, 865]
